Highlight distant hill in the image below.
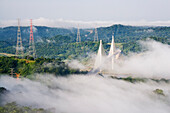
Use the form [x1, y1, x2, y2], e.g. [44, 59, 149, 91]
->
[0, 24, 170, 43]
[97, 24, 170, 43]
[0, 24, 170, 58]
[0, 26, 72, 43]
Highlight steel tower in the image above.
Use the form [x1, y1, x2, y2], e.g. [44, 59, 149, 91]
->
[28, 19, 36, 58]
[16, 19, 24, 58]
[94, 28, 98, 42]
[76, 26, 81, 42]
[10, 68, 14, 77]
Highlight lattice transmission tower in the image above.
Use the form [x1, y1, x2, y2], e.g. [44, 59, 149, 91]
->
[10, 68, 14, 77]
[28, 19, 36, 58]
[16, 19, 24, 58]
[76, 26, 81, 43]
[94, 28, 98, 42]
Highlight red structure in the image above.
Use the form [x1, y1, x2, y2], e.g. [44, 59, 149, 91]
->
[28, 19, 36, 58]
[30, 19, 34, 41]
[15, 73, 20, 80]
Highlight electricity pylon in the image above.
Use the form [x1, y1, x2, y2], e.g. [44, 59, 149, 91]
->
[28, 19, 36, 59]
[94, 28, 98, 42]
[16, 19, 24, 58]
[10, 68, 14, 77]
[76, 26, 81, 43]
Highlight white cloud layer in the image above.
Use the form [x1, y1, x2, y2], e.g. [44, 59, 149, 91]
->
[0, 75, 170, 113]
[115, 40, 170, 78]
[93, 40, 170, 78]
[1, 18, 170, 28]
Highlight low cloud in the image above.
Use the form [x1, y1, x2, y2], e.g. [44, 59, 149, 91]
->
[46, 39, 55, 43]
[94, 40, 170, 78]
[116, 40, 170, 78]
[32, 26, 37, 32]
[0, 75, 170, 113]
[36, 37, 44, 43]
[67, 60, 86, 70]
[0, 18, 170, 28]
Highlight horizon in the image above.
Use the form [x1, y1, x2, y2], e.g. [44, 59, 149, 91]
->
[1, 0, 170, 28]
[1, 18, 170, 29]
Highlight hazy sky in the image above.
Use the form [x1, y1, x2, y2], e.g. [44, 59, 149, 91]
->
[0, 0, 170, 27]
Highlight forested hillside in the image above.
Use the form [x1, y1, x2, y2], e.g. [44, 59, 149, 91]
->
[1, 24, 170, 43]
[97, 25, 170, 43]
[0, 56, 86, 77]
[0, 24, 169, 58]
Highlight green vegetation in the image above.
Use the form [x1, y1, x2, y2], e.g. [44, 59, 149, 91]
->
[110, 76, 146, 83]
[0, 24, 170, 58]
[153, 89, 165, 96]
[121, 36, 170, 55]
[97, 25, 170, 43]
[0, 56, 87, 77]
[1, 25, 170, 43]
[110, 76, 170, 83]
[0, 87, 8, 95]
[36, 35, 100, 59]
[0, 102, 50, 113]
[0, 24, 170, 113]
[1, 35, 169, 58]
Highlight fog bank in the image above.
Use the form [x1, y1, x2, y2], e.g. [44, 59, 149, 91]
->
[115, 40, 170, 78]
[0, 75, 170, 113]
[94, 40, 170, 79]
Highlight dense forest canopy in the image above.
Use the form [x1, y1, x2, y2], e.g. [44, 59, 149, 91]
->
[0, 24, 169, 58]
